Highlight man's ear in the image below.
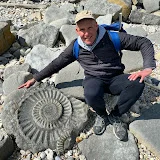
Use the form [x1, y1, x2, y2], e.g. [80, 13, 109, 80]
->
[75, 27, 79, 35]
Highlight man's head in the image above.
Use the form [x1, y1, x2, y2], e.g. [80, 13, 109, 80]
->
[75, 10, 98, 45]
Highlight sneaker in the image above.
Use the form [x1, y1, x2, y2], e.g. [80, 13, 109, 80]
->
[108, 114, 128, 141]
[93, 115, 109, 135]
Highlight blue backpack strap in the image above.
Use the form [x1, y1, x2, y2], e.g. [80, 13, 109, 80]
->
[101, 22, 121, 31]
[101, 22, 126, 33]
[73, 39, 79, 59]
[108, 31, 121, 53]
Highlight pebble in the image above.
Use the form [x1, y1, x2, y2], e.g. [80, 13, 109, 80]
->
[55, 156, 62, 160]
[40, 152, 47, 159]
[0, 0, 160, 160]
[45, 148, 54, 160]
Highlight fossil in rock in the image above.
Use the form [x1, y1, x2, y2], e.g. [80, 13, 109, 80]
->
[2, 83, 89, 153]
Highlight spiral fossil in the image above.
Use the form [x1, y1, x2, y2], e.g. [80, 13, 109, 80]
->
[2, 83, 89, 153]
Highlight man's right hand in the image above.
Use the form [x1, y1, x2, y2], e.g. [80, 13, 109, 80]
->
[18, 78, 36, 89]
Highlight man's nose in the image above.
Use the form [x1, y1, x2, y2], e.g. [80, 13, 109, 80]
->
[84, 31, 89, 36]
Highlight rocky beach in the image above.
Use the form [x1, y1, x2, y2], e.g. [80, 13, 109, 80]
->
[0, 0, 160, 160]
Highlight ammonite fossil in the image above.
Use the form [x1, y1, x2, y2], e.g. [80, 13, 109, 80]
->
[2, 83, 89, 153]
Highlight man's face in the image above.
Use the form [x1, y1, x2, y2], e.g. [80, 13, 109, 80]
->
[76, 19, 98, 45]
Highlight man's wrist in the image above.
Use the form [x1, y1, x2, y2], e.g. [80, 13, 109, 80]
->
[144, 68, 153, 71]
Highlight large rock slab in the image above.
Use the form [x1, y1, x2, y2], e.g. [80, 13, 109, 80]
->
[0, 22, 15, 55]
[80, 0, 122, 20]
[25, 44, 65, 72]
[129, 103, 160, 159]
[129, 9, 160, 25]
[17, 22, 59, 48]
[125, 26, 147, 37]
[60, 25, 77, 47]
[55, 61, 84, 100]
[143, 0, 160, 13]
[122, 50, 143, 73]
[44, 5, 74, 24]
[50, 18, 71, 29]
[1, 83, 89, 153]
[78, 126, 139, 160]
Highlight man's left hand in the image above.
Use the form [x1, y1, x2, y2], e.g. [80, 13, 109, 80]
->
[128, 68, 152, 83]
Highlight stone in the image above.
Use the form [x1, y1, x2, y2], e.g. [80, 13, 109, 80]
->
[78, 126, 139, 160]
[60, 25, 77, 47]
[125, 26, 147, 37]
[44, 5, 74, 24]
[40, 151, 47, 159]
[108, 0, 132, 20]
[54, 61, 84, 100]
[96, 14, 112, 25]
[1, 83, 89, 153]
[25, 44, 64, 72]
[147, 32, 160, 45]
[0, 129, 14, 160]
[155, 52, 160, 60]
[17, 22, 59, 48]
[80, 0, 122, 20]
[2, 71, 33, 95]
[129, 103, 160, 159]
[3, 63, 31, 80]
[50, 18, 71, 29]
[122, 50, 143, 73]
[129, 9, 160, 25]
[0, 22, 15, 55]
[143, 0, 159, 13]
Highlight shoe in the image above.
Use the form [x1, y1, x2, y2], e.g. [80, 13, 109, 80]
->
[93, 115, 109, 135]
[108, 114, 128, 141]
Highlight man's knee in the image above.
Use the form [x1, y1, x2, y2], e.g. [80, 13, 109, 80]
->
[133, 78, 145, 89]
[130, 78, 145, 96]
[84, 90, 99, 102]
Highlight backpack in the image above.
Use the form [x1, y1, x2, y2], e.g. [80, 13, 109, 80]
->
[73, 22, 126, 59]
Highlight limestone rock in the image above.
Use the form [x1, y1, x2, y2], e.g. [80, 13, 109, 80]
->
[1, 83, 89, 153]
[25, 44, 65, 72]
[147, 32, 160, 45]
[129, 9, 160, 25]
[60, 25, 77, 47]
[143, 0, 160, 13]
[78, 126, 139, 160]
[129, 103, 160, 159]
[44, 5, 74, 24]
[17, 22, 59, 48]
[80, 0, 122, 20]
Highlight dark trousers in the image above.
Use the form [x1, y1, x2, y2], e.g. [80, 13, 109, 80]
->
[83, 74, 145, 117]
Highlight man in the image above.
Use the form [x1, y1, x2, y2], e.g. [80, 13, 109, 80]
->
[19, 10, 156, 141]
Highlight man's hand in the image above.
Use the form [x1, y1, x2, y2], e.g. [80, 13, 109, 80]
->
[18, 78, 36, 89]
[128, 68, 152, 83]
